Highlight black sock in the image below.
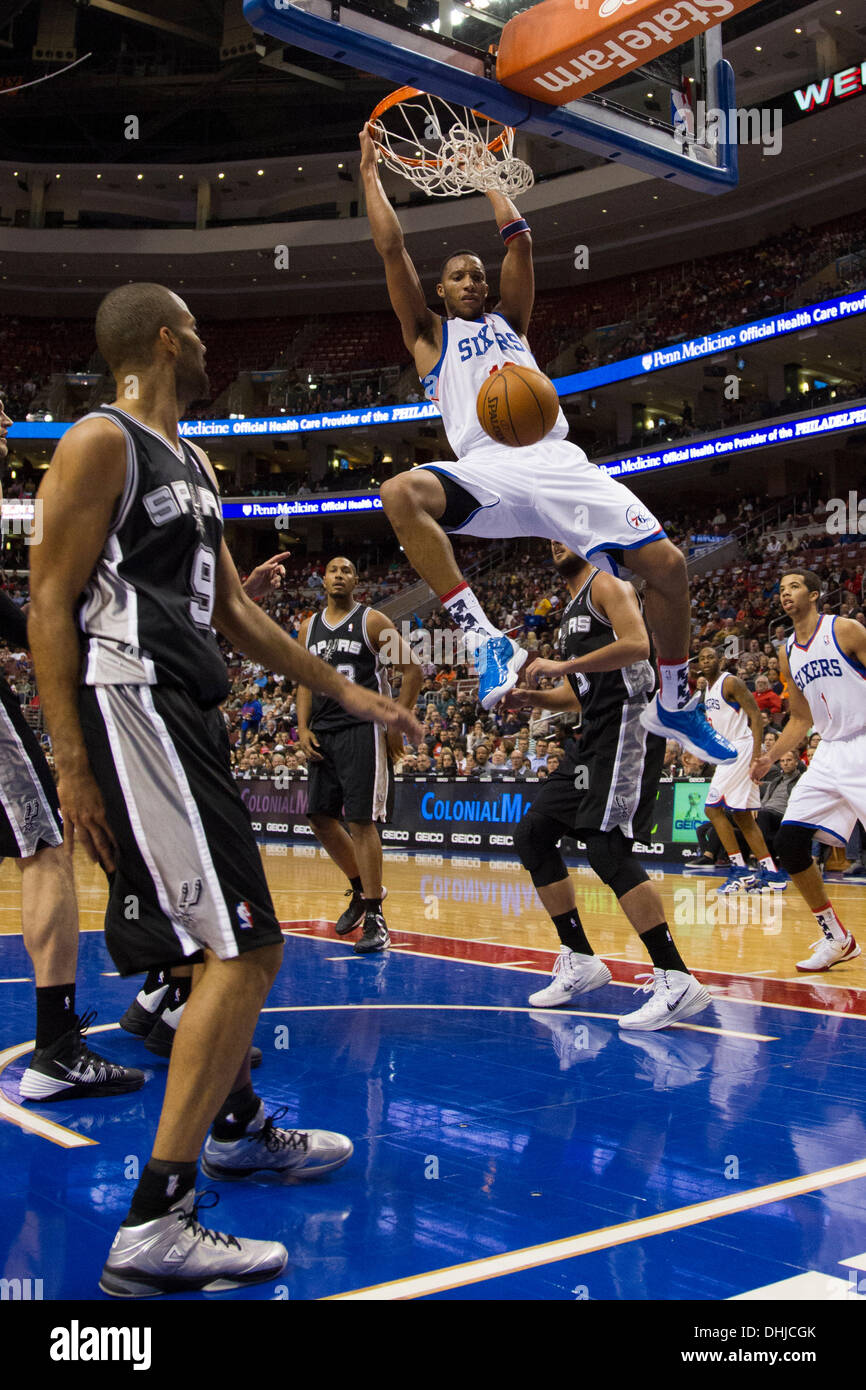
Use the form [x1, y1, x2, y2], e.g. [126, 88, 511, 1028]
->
[212, 1083, 260, 1140]
[165, 973, 192, 1011]
[641, 922, 688, 974]
[349, 875, 363, 895]
[363, 897, 382, 915]
[552, 910, 593, 955]
[35, 983, 77, 1049]
[124, 1159, 198, 1225]
[142, 967, 168, 996]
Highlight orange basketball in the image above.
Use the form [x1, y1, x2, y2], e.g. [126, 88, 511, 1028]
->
[476, 363, 560, 448]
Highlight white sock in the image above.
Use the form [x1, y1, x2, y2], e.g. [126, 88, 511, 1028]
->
[440, 581, 501, 640]
[759, 856, 776, 872]
[814, 901, 847, 943]
[730, 853, 746, 869]
[658, 659, 690, 711]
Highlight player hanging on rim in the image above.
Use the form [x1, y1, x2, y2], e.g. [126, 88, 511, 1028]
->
[513, 542, 711, 1031]
[297, 555, 422, 954]
[750, 570, 864, 973]
[694, 645, 789, 894]
[358, 123, 735, 769]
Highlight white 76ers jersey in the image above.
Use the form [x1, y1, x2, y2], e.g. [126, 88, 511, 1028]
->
[421, 310, 569, 459]
[786, 615, 866, 740]
[703, 674, 750, 746]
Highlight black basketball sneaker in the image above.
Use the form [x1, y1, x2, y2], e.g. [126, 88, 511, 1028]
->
[354, 909, 390, 955]
[144, 994, 263, 1069]
[20, 1010, 145, 1102]
[335, 885, 387, 936]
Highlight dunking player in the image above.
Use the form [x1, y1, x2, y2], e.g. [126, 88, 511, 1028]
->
[513, 542, 711, 1030]
[0, 396, 142, 1102]
[695, 645, 789, 893]
[751, 570, 864, 972]
[29, 282, 421, 1296]
[297, 555, 421, 953]
[359, 125, 734, 769]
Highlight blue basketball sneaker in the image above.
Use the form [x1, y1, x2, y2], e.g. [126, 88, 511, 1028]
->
[756, 865, 789, 890]
[477, 634, 527, 711]
[716, 866, 759, 894]
[639, 692, 737, 764]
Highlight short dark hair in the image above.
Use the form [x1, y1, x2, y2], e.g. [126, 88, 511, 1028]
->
[95, 282, 186, 372]
[439, 250, 484, 283]
[325, 555, 358, 578]
[782, 569, 822, 601]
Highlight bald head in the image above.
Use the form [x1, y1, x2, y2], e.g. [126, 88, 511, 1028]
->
[95, 283, 189, 372]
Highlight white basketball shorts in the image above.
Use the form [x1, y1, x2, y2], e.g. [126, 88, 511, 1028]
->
[705, 739, 761, 812]
[419, 438, 664, 573]
[782, 732, 866, 845]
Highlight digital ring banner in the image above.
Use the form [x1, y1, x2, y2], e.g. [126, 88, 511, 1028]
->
[238, 775, 712, 863]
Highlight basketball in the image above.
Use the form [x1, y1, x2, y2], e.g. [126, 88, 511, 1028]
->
[476, 364, 560, 448]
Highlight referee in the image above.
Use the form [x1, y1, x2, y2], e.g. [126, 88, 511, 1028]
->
[298, 556, 421, 953]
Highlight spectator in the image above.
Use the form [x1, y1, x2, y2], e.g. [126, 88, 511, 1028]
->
[756, 749, 804, 858]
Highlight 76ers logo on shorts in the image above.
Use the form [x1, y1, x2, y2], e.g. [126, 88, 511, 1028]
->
[236, 901, 254, 931]
[625, 503, 657, 532]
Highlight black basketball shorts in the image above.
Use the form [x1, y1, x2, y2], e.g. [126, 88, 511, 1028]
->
[0, 676, 63, 859]
[78, 683, 284, 976]
[306, 722, 393, 823]
[532, 700, 665, 842]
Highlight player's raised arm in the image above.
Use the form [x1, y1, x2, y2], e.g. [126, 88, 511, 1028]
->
[527, 574, 649, 684]
[486, 188, 534, 338]
[359, 124, 441, 359]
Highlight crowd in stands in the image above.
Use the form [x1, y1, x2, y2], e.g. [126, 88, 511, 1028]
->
[3, 209, 865, 452]
[2, 493, 864, 872]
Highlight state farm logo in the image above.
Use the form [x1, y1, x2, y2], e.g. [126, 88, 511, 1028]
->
[383, 830, 409, 841]
[266, 822, 289, 832]
[598, 0, 637, 14]
[416, 832, 444, 843]
[292, 823, 313, 834]
[490, 835, 514, 846]
[451, 833, 481, 845]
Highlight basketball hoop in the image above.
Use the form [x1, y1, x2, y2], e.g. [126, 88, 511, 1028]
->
[368, 87, 534, 198]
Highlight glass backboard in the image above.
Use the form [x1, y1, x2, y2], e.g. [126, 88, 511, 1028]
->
[244, 0, 738, 192]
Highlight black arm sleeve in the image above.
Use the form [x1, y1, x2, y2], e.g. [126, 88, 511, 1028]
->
[0, 590, 28, 648]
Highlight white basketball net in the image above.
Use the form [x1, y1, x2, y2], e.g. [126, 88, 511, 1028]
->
[371, 91, 534, 198]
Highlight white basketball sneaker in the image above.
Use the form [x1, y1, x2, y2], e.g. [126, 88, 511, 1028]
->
[201, 1102, 353, 1180]
[796, 932, 860, 972]
[618, 968, 712, 1031]
[99, 1189, 287, 1298]
[528, 946, 611, 1008]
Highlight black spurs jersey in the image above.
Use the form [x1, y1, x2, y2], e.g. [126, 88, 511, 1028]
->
[75, 405, 229, 708]
[304, 602, 389, 732]
[560, 567, 656, 724]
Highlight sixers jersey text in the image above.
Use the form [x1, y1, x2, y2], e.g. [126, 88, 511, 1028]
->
[421, 311, 568, 459]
